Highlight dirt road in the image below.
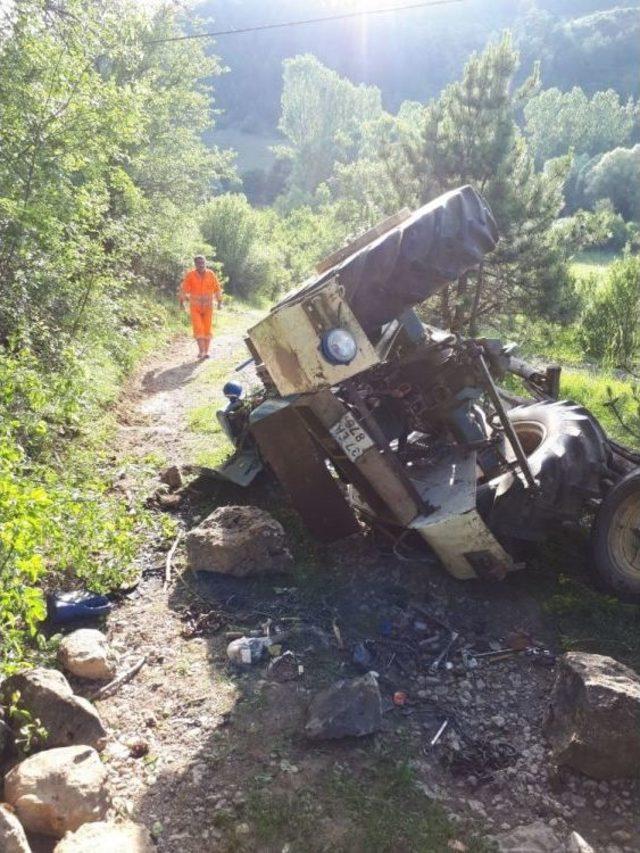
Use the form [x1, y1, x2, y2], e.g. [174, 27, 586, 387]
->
[87, 314, 638, 852]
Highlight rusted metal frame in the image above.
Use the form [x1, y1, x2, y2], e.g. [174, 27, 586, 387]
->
[250, 404, 359, 542]
[294, 390, 427, 528]
[475, 353, 538, 492]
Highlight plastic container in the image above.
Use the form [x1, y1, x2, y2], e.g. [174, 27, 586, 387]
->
[47, 591, 112, 624]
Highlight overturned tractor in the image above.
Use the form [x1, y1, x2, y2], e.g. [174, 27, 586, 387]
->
[212, 186, 640, 596]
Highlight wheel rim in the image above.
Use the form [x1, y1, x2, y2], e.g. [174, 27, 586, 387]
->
[488, 419, 547, 470]
[606, 491, 640, 582]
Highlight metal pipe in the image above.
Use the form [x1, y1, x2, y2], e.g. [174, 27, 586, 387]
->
[476, 353, 538, 492]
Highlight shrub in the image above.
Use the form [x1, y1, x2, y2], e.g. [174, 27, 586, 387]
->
[579, 254, 640, 365]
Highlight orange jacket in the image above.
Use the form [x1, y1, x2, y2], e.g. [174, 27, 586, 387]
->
[180, 269, 223, 304]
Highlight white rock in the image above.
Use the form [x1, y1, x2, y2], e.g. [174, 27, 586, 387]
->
[54, 820, 155, 852]
[567, 831, 595, 853]
[0, 804, 32, 853]
[58, 629, 117, 680]
[4, 745, 109, 838]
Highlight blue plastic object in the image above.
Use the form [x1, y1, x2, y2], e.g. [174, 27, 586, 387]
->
[222, 380, 244, 400]
[47, 591, 112, 625]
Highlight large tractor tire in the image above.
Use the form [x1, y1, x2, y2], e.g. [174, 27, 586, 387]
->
[592, 468, 640, 596]
[483, 400, 610, 542]
[308, 185, 499, 335]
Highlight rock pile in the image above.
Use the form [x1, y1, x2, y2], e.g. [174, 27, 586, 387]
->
[4, 745, 109, 837]
[0, 659, 154, 850]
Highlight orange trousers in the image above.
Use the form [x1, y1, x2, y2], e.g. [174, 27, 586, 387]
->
[190, 304, 213, 339]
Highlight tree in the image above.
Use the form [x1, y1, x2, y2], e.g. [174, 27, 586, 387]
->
[524, 87, 635, 165]
[0, 0, 233, 359]
[277, 54, 383, 202]
[580, 254, 640, 366]
[394, 35, 573, 332]
[585, 145, 640, 222]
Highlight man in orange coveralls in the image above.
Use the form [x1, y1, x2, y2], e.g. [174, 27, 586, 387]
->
[178, 255, 223, 359]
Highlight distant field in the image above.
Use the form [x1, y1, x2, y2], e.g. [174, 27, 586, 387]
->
[571, 248, 617, 295]
[208, 127, 284, 172]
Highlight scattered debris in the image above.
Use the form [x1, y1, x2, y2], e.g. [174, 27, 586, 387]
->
[0, 668, 107, 752]
[159, 464, 183, 490]
[185, 505, 292, 576]
[267, 651, 299, 682]
[392, 690, 408, 706]
[46, 591, 111, 625]
[164, 529, 183, 590]
[91, 656, 147, 701]
[0, 803, 31, 853]
[127, 737, 150, 758]
[544, 652, 640, 779]
[430, 719, 449, 747]
[226, 636, 273, 666]
[58, 629, 118, 681]
[305, 672, 383, 741]
[179, 605, 225, 639]
[352, 641, 375, 671]
[157, 492, 182, 511]
[4, 745, 109, 838]
[53, 819, 155, 852]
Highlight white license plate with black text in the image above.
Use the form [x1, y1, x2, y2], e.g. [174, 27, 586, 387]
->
[329, 413, 374, 461]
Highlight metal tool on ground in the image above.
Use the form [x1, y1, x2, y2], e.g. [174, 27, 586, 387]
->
[429, 631, 459, 673]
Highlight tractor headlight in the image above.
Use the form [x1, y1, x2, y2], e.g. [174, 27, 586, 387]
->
[321, 328, 358, 365]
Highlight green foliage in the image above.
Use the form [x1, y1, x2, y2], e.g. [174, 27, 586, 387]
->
[7, 691, 49, 755]
[557, 202, 638, 254]
[579, 254, 640, 365]
[397, 35, 573, 331]
[585, 145, 640, 222]
[199, 192, 361, 302]
[524, 87, 635, 165]
[278, 54, 384, 201]
[0, 0, 232, 360]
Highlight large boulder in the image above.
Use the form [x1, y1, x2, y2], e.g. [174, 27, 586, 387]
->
[54, 820, 154, 852]
[305, 673, 383, 741]
[0, 668, 107, 752]
[186, 505, 292, 576]
[58, 629, 117, 681]
[543, 652, 640, 779]
[4, 745, 109, 838]
[0, 804, 32, 853]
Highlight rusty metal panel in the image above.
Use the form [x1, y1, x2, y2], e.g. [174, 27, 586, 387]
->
[246, 278, 379, 396]
[295, 391, 425, 528]
[250, 401, 359, 542]
[408, 448, 515, 579]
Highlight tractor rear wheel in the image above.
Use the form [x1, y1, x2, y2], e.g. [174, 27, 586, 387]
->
[482, 400, 610, 542]
[592, 468, 640, 596]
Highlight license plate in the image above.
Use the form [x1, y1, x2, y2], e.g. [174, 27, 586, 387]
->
[329, 413, 374, 461]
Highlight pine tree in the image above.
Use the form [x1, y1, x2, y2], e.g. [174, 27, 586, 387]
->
[399, 35, 573, 333]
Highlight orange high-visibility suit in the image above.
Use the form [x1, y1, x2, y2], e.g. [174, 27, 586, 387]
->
[180, 269, 223, 340]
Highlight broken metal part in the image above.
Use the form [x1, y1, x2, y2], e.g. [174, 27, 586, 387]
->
[429, 631, 459, 673]
[474, 350, 538, 492]
[430, 718, 449, 747]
